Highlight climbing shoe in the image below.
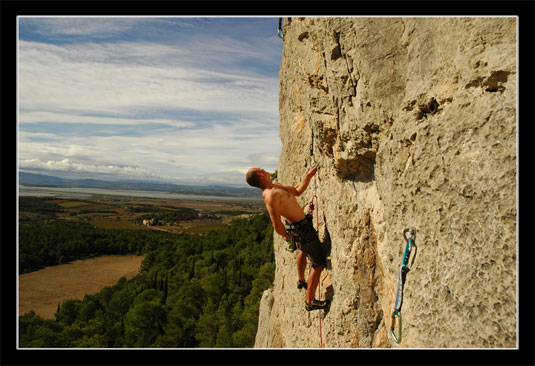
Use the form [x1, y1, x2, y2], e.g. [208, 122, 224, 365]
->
[297, 280, 308, 290]
[305, 299, 329, 312]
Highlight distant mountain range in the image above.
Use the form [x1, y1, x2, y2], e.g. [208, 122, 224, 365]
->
[19, 172, 260, 198]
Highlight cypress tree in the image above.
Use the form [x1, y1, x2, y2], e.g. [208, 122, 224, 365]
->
[189, 256, 195, 280]
[162, 272, 168, 305]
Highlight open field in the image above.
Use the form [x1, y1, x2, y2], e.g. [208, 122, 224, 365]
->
[20, 187, 265, 234]
[19, 255, 145, 319]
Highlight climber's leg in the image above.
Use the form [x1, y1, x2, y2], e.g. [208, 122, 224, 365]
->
[306, 264, 324, 305]
[295, 221, 326, 305]
[297, 250, 307, 283]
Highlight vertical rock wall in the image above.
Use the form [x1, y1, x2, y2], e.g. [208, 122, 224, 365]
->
[255, 17, 516, 348]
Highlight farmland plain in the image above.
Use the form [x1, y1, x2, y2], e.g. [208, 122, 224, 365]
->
[19, 255, 145, 318]
[18, 188, 266, 319]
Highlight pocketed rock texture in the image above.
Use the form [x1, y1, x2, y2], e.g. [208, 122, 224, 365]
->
[254, 17, 516, 348]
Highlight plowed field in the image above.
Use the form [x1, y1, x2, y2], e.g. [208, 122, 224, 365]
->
[19, 255, 145, 319]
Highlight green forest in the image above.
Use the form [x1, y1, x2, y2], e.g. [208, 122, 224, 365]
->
[19, 197, 274, 348]
[19, 220, 154, 273]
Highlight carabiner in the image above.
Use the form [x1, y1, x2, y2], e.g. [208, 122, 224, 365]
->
[391, 228, 417, 344]
[402, 227, 417, 270]
[403, 227, 416, 243]
[277, 18, 284, 39]
[390, 310, 402, 344]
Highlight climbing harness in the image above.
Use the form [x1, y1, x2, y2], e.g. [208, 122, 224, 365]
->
[390, 227, 417, 344]
[277, 18, 284, 39]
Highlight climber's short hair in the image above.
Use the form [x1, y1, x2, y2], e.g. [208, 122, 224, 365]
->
[246, 168, 262, 189]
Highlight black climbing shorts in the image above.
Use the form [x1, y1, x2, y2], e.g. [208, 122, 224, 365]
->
[290, 214, 326, 269]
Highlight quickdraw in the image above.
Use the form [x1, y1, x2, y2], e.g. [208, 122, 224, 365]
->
[277, 18, 284, 39]
[390, 227, 417, 344]
[310, 127, 314, 158]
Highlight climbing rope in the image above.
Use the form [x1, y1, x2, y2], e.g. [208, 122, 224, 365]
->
[310, 127, 314, 160]
[307, 125, 324, 348]
[307, 193, 323, 348]
[318, 273, 323, 348]
[390, 227, 417, 344]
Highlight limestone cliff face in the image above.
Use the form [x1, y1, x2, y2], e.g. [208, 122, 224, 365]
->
[255, 17, 517, 348]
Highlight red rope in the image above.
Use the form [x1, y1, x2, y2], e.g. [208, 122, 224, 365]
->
[319, 277, 323, 348]
[310, 194, 323, 348]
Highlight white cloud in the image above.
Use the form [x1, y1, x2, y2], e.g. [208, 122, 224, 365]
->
[227, 152, 280, 177]
[20, 158, 164, 181]
[17, 18, 283, 186]
[19, 111, 195, 128]
[169, 170, 257, 187]
[21, 17, 146, 37]
[18, 40, 279, 116]
[19, 118, 282, 184]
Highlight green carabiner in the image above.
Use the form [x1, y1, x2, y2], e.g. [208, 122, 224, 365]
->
[390, 310, 402, 344]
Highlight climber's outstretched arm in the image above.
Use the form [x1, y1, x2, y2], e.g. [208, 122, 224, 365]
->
[294, 166, 318, 196]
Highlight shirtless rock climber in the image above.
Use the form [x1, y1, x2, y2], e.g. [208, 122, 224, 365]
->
[245, 166, 328, 311]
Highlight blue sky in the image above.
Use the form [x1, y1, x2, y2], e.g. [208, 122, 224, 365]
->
[18, 17, 283, 187]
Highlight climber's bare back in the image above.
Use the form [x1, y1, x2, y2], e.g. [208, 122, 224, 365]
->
[263, 183, 306, 223]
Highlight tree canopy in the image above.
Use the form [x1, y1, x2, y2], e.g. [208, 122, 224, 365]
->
[19, 212, 274, 348]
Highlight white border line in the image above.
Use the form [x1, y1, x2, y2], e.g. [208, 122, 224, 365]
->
[15, 15, 520, 351]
